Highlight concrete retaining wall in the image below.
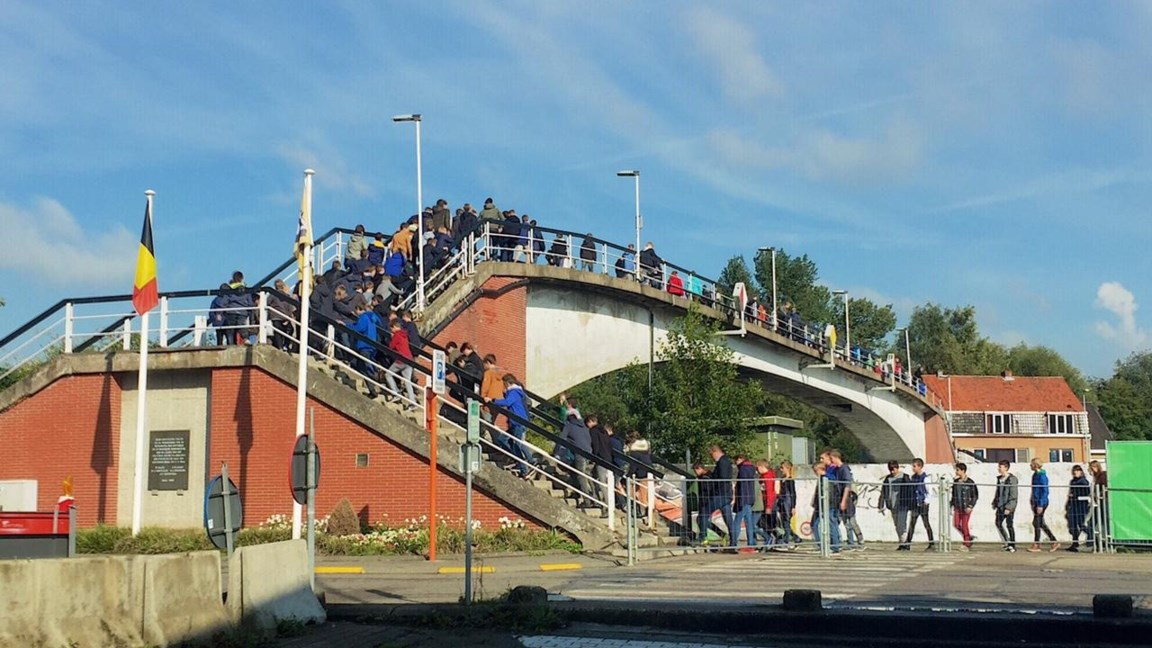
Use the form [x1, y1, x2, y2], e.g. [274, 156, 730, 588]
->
[227, 540, 325, 630]
[0, 552, 230, 648]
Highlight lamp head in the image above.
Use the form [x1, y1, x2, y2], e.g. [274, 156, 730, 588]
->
[616, 170, 639, 177]
[392, 114, 421, 122]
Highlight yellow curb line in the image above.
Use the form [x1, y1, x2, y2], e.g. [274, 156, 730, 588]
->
[437, 566, 496, 574]
[315, 566, 365, 574]
[539, 563, 583, 572]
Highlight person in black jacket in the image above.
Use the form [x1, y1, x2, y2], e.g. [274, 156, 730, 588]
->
[696, 445, 736, 547]
[456, 342, 484, 395]
[579, 234, 597, 271]
[639, 242, 663, 288]
[951, 462, 978, 550]
[879, 460, 913, 550]
[589, 417, 614, 516]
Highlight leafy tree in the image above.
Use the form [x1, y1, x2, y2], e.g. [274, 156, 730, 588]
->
[833, 297, 896, 353]
[1096, 352, 1152, 441]
[1005, 343, 1087, 395]
[753, 250, 834, 326]
[904, 303, 1006, 374]
[716, 255, 758, 300]
[568, 308, 762, 459]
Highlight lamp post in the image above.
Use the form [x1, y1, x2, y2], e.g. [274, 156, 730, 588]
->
[616, 170, 641, 280]
[898, 327, 912, 378]
[758, 246, 777, 331]
[832, 289, 849, 359]
[393, 113, 424, 310]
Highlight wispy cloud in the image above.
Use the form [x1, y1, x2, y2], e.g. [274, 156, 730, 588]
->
[926, 167, 1151, 215]
[682, 6, 784, 105]
[277, 142, 374, 198]
[1095, 281, 1149, 350]
[0, 198, 135, 286]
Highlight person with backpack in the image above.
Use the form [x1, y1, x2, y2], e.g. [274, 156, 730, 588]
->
[487, 374, 533, 479]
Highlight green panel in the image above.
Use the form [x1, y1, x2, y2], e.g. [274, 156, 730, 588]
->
[1106, 441, 1152, 541]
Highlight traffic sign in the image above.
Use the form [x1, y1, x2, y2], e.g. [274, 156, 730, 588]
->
[204, 473, 242, 551]
[290, 436, 321, 506]
[733, 282, 748, 311]
[432, 350, 446, 395]
[467, 399, 481, 443]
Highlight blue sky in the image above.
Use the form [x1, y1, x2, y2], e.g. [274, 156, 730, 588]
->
[1, 1, 1150, 378]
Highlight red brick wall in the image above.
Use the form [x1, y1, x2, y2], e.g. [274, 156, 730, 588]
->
[207, 367, 542, 530]
[0, 374, 122, 525]
[432, 276, 527, 385]
[924, 414, 956, 464]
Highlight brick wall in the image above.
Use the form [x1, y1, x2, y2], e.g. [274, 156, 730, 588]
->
[206, 367, 541, 530]
[0, 374, 122, 525]
[1, 366, 542, 532]
[432, 276, 527, 385]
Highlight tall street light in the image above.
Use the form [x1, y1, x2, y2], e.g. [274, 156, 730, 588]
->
[758, 246, 777, 331]
[897, 326, 912, 378]
[616, 170, 641, 280]
[393, 113, 425, 310]
[832, 289, 850, 359]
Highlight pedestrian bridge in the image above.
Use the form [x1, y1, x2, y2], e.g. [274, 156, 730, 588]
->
[420, 260, 951, 463]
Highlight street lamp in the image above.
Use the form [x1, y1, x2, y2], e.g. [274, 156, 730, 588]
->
[758, 247, 777, 331]
[832, 289, 849, 360]
[393, 113, 425, 310]
[896, 327, 912, 379]
[616, 170, 641, 280]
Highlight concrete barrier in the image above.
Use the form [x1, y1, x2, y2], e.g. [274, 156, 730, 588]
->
[138, 551, 232, 645]
[227, 539, 325, 630]
[0, 552, 232, 648]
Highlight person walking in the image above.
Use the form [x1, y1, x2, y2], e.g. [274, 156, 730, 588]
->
[487, 374, 533, 479]
[696, 446, 735, 547]
[1028, 458, 1060, 552]
[880, 460, 912, 550]
[734, 455, 759, 548]
[904, 458, 935, 551]
[951, 462, 978, 551]
[1065, 464, 1093, 552]
[993, 460, 1019, 552]
[775, 460, 801, 547]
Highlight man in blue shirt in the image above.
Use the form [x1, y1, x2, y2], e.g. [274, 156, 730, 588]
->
[904, 458, 936, 551]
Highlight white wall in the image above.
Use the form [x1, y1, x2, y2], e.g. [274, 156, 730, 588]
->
[784, 462, 1094, 544]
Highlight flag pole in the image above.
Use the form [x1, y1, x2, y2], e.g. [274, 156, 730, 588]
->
[292, 169, 315, 540]
[131, 189, 156, 536]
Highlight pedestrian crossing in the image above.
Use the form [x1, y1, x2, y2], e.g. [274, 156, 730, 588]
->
[560, 550, 970, 606]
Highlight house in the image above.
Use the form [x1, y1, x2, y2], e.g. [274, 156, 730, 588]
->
[922, 372, 1090, 464]
[1086, 402, 1114, 461]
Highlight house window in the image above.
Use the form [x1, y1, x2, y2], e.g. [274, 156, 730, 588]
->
[1016, 448, 1032, 463]
[1047, 414, 1074, 434]
[971, 449, 987, 461]
[356, 453, 370, 468]
[1048, 448, 1074, 463]
[986, 413, 1012, 434]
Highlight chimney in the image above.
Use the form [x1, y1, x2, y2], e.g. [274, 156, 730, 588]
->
[1001, 370, 1014, 381]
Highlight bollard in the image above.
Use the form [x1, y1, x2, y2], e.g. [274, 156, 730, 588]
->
[782, 589, 822, 612]
[1093, 594, 1133, 618]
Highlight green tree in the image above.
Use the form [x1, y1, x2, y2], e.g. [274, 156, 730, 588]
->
[568, 308, 762, 459]
[904, 303, 1006, 374]
[1005, 343, 1087, 395]
[833, 297, 896, 352]
[1096, 352, 1152, 441]
[753, 250, 833, 325]
[716, 255, 758, 300]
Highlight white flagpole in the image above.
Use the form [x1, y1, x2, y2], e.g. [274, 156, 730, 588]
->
[292, 169, 315, 540]
[131, 189, 155, 536]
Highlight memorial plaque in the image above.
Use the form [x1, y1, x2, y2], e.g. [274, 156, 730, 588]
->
[148, 430, 190, 491]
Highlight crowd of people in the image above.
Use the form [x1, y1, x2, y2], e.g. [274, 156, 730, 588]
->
[686, 447, 1110, 555]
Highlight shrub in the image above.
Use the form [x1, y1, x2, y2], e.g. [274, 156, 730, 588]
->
[75, 524, 131, 554]
[111, 527, 213, 554]
[326, 499, 362, 537]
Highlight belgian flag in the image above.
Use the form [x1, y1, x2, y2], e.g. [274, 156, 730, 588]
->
[132, 194, 159, 315]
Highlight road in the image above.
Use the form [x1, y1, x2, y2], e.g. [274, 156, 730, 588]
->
[315, 546, 1152, 613]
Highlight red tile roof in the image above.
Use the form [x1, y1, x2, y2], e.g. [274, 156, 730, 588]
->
[921, 374, 1084, 413]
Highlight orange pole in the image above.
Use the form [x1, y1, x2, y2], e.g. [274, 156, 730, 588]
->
[427, 388, 438, 561]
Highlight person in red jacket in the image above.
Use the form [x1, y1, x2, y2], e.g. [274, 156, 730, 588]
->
[383, 320, 416, 408]
[667, 270, 685, 297]
[755, 459, 779, 545]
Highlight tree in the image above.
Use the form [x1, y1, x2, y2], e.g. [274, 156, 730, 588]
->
[1005, 343, 1087, 395]
[753, 250, 833, 325]
[716, 255, 758, 300]
[834, 297, 896, 353]
[568, 308, 763, 459]
[1096, 352, 1152, 441]
[904, 303, 1006, 374]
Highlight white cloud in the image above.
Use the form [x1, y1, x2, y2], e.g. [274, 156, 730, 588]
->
[277, 143, 374, 198]
[683, 6, 784, 105]
[1094, 281, 1149, 350]
[0, 198, 136, 286]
